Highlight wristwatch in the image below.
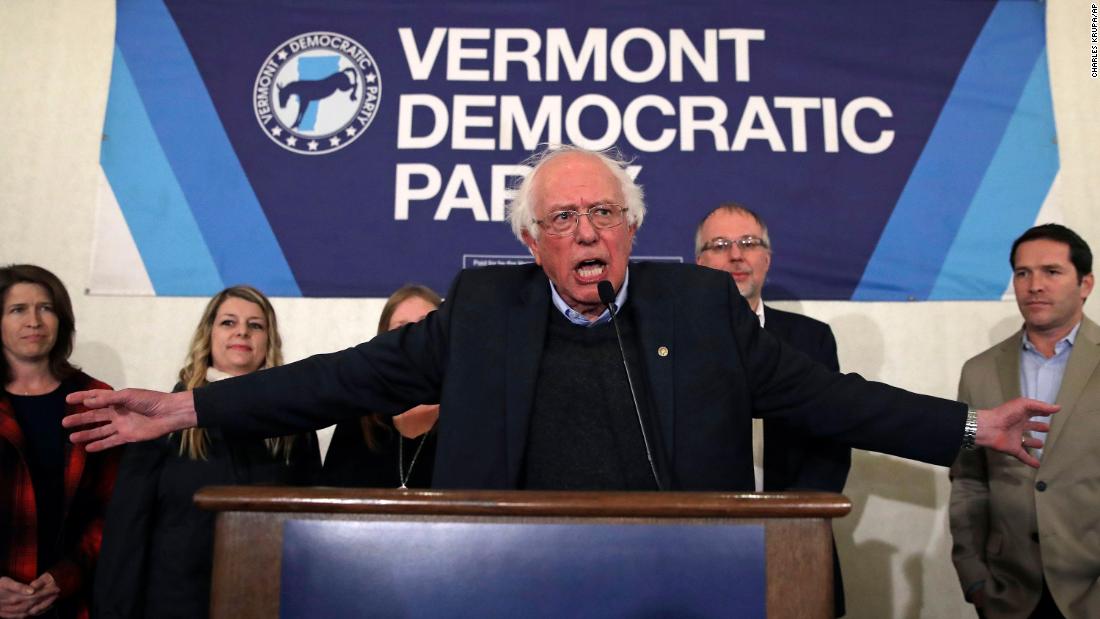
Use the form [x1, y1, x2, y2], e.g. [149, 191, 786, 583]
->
[962, 409, 978, 450]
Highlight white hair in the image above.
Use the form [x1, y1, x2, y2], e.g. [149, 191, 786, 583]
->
[507, 144, 646, 244]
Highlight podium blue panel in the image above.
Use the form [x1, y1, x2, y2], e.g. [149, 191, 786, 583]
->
[280, 519, 765, 618]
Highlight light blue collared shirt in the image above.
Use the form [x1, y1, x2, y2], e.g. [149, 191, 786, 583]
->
[1020, 322, 1080, 459]
[549, 269, 630, 327]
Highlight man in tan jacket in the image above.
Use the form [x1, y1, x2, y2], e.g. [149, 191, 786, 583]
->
[951, 223, 1099, 619]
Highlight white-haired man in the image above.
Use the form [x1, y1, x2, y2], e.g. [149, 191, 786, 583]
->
[66, 146, 1051, 498]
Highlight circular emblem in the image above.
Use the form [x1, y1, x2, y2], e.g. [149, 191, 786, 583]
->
[253, 31, 381, 155]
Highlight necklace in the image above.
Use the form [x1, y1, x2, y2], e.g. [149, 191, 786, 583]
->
[7, 376, 60, 397]
[397, 433, 430, 489]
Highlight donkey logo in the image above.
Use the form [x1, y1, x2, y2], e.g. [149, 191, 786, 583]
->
[255, 31, 382, 154]
[276, 68, 359, 130]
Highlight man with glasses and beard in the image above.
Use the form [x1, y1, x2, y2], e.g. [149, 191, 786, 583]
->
[696, 204, 849, 616]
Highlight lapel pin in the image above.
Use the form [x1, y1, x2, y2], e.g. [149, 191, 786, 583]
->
[657, 346, 669, 357]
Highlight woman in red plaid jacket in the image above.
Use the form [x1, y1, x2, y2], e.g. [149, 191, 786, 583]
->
[0, 265, 118, 619]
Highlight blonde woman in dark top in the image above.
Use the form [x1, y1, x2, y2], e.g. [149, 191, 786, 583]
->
[321, 284, 441, 488]
[94, 286, 319, 619]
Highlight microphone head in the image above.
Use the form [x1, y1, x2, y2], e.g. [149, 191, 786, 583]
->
[597, 280, 616, 306]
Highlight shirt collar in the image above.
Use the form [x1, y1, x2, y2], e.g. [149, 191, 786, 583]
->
[1022, 321, 1081, 356]
[755, 299, 766, 328]
[205, 366, 236, 382]
[549, 268, 630, 327]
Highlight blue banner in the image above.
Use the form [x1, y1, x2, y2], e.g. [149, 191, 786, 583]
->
[97, 0, 1056, 300]
[279, 519, 766, 618]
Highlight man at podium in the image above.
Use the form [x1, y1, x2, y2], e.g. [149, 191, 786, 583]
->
[64, 145, 1053, 492]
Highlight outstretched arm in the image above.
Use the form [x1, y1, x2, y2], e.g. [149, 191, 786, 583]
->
[975, 397, 1056, 468]
[63, 389, 197, 452]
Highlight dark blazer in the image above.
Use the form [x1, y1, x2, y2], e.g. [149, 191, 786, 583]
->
[763, 305, 851, 617]
[761, 305, 850, 492]
[94, 428, 319, 618]
[196, 263, 966, 491]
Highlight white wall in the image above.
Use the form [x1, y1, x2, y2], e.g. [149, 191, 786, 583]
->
[1, 1, 1097, 617]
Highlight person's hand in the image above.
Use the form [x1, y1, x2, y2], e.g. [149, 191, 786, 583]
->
[63, 389, 197, 452]
[0, 576, 36, 619]
[392, 404, 439, 439]
[976, 397, 1058, 468]
[24, 573, 58, 617]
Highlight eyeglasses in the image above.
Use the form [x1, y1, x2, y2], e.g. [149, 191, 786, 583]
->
[534, 203, 628, 237]
[701, 235, 770, 253]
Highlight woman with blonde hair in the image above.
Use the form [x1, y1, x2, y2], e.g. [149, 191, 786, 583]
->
[94, 286, 319, 619]
[321, 284, 441, 488]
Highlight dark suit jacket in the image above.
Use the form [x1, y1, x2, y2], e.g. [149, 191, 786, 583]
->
[196, 262, 966, 491]
[762, 305, 850, 492]
[764, 305, 851, 616]
[95, 429, 319, 619]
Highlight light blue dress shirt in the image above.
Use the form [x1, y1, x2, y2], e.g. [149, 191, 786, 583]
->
[549, 269, 629, 327]
[1019, 321, 1080, 459]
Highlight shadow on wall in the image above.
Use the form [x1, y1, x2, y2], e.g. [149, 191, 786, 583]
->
[824, 309, 997, 619]
[826, 311, 883, 379]
[823, 311, 935, 619]
[989, 314, 1021, 348]
[71, 341, 127, 389]
[837, 450, 941, 619]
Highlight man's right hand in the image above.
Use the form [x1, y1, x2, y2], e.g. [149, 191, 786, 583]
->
[63, 389, 198, 452]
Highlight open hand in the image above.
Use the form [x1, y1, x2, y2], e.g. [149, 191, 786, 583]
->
[63, 388, 196, 452]
[976, 397, 1058, 468]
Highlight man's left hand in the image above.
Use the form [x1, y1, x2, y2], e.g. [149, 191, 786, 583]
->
[976, 398, 1058, 468]
[392, 404, 439, 439]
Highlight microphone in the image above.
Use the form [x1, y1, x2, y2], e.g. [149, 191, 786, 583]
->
[598, 280, 663, 491]
[596, 280, 616, 308]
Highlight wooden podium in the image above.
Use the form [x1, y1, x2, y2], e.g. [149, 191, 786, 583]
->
[196, 487, 849, 618]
